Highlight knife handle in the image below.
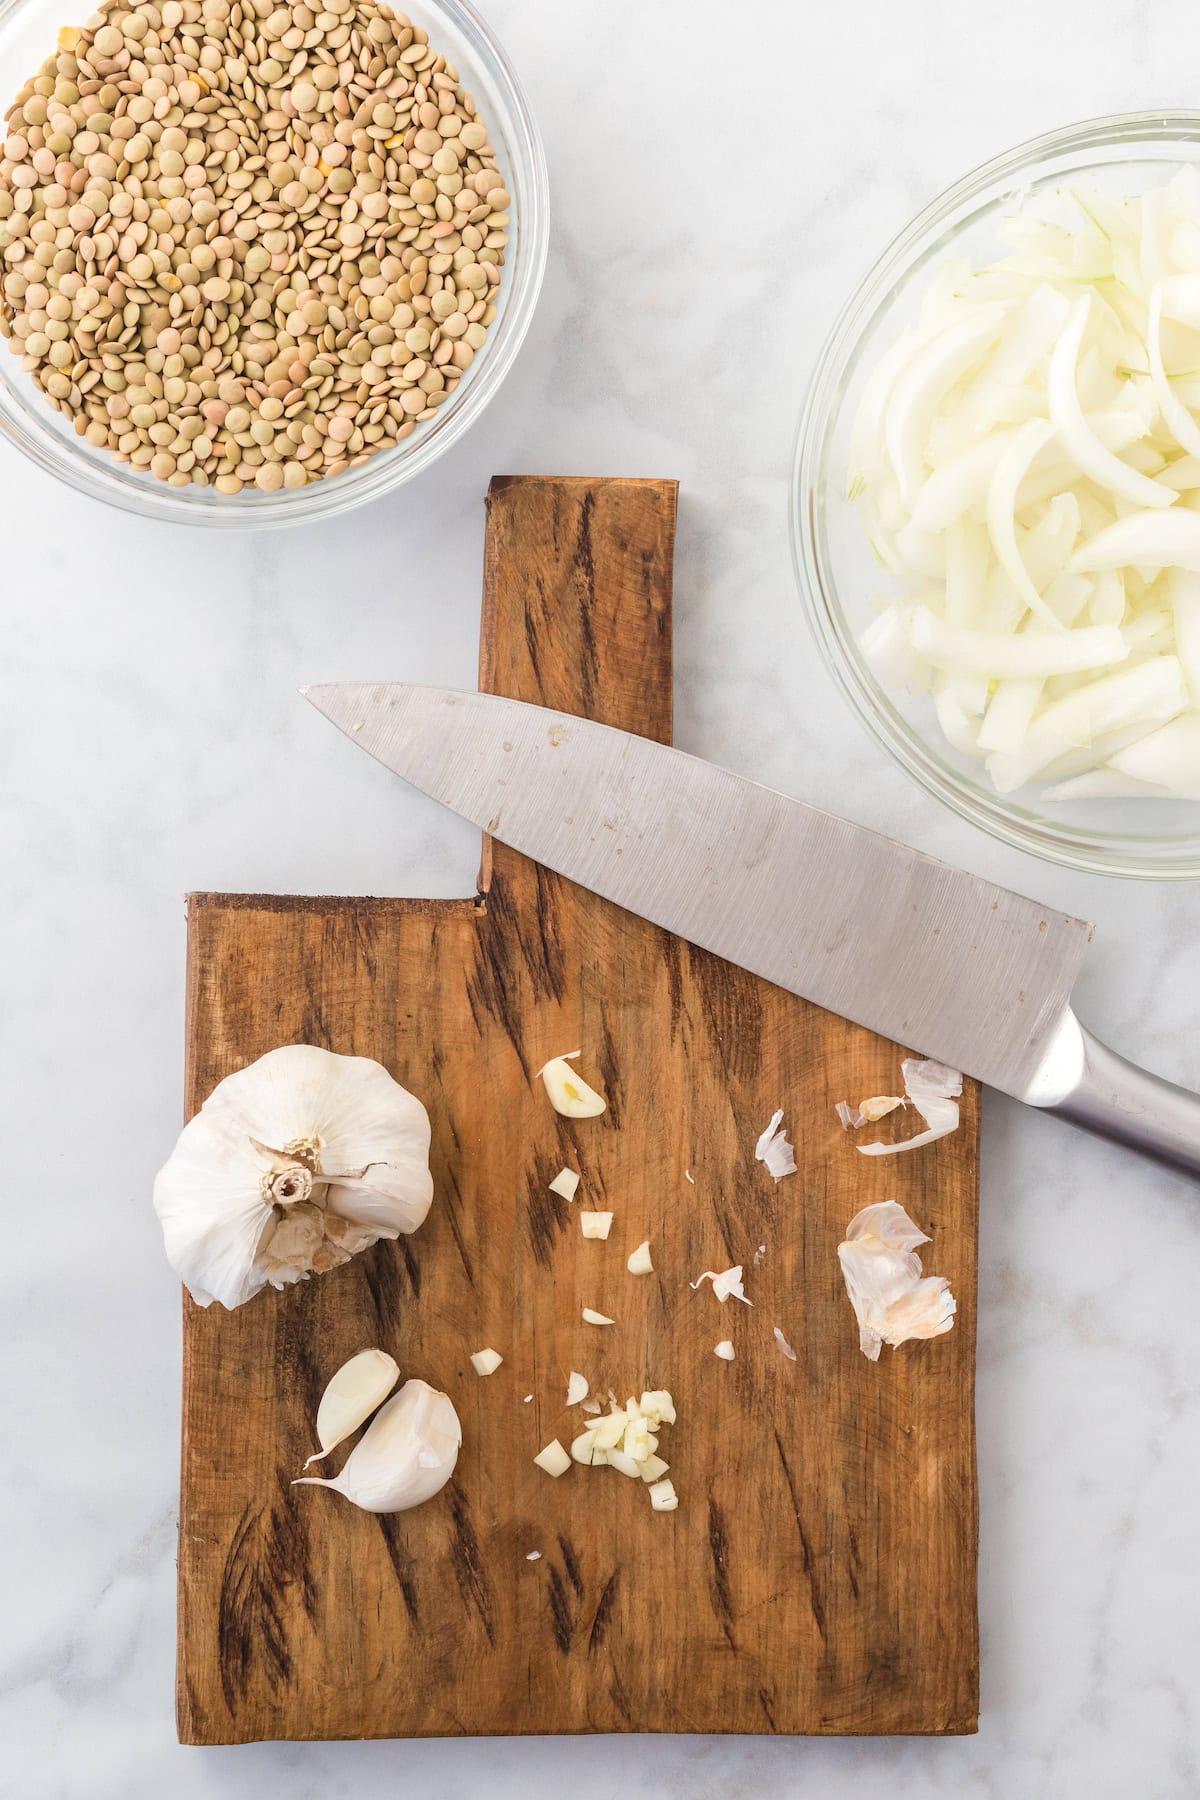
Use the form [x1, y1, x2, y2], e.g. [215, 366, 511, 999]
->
[1033, 1009, 1200, 1180]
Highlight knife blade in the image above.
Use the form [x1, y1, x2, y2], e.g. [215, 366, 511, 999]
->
[303, 682, 1200, 1178]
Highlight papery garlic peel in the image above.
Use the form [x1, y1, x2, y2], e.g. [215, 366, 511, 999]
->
[755, 1108, 797, 1181]
[303, 1348, 399, 1469]
[690, 1265, 752, 1305]
[293, 1378, 460, 1513]
[837, 1200, 956, 1361]
[539, 1053, 607, 1119]
[154, 1045, 433, 1310]
[857, 1058, 962, 1156]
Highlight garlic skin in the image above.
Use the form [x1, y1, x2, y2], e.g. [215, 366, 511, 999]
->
[304, 1348, 399, 1469]
[838, 1200, 956, 1360]
[154, 1045, 434, 1310]
[293, 1378, 460, 1513]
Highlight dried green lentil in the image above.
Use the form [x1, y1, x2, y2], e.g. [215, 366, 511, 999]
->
[0, 0, 508, 494]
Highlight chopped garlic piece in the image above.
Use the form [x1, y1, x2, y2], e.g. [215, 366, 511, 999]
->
[714, 1339, 736, 1361]
[549, 1167, 580, 1201]
[526, 1550, 541, 1561]
[690, 1265, 751, 1305]
[582, 1306, 615, 1325]
[684, 1168, 695, 1184]
[639, 1389, 675, 1424]
[522, 1393, 533, 1404]
[837, 1200, 956, 1361]
[607, 1447, 642, 1479]
[469, 1347, 504, 1377]
[580, 1210, 614, 1240]
[648, 1477, 678, 1512]
[539, 1052, 607, 1119]
[626, 1239, 654, 1275]
[571, 1428, 608, 1465]
[640, 1453, 670, 1482]
[755, 1108, 797, 1181]
[533, 1438, 571, 1478]
[566, 1370, 589, 1406]
[773, 1326, 797, 1362]
[858, 1059, 962, 1157]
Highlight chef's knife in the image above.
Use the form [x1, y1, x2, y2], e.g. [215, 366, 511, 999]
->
[304, 683, 1200, 1179]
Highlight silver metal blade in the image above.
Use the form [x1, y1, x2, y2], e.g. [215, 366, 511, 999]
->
[303, 683, 1093, 1100]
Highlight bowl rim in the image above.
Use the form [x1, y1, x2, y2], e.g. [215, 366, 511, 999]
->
[792, 108, 1200, 881]
[0, 0, 549, 529]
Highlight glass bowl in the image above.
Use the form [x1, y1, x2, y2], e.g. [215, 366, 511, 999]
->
[792, 111, 1200, 880]
[0, 0, 547, 527]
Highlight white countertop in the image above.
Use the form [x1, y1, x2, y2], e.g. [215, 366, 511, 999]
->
[6, 1, 1200, 1793]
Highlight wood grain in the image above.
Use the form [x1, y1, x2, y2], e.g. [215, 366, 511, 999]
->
[177, 475, 980, 1744]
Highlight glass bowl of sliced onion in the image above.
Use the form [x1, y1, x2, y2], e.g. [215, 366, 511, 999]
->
[793, 111, 1200, 878]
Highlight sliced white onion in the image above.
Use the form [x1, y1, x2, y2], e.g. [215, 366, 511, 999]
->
[849, 176, 1200, 800]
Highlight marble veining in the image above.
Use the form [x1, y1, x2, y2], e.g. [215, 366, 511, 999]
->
[3, 0, 1199, 1793]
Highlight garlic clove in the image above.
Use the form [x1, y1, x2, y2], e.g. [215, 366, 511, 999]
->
[549, 1167, 580, 1201]
[293, 1378, 460, 1513]
[539, 1053, 607, 1119]
[566, 1370, 589, 1406]
[626, 1240, 654, 1275]
[714, 1340, 736, 1362]
[533, 1438, 571, 1478]
[470, 1347, 504, 1377]
[580, 1211, 613, 1240]
[154, 1045, 433, 1311]
[581, 1306, 615, 1326]
[303, 1348, 399, 1468]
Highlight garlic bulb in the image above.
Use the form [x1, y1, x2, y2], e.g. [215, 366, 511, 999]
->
[154, 1044, 434, 1310]
[293, 1378, 461, 1513]
[304, 1348, 399, 1468]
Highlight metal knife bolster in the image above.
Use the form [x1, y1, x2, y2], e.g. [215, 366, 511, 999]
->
[1028, 1010, 1200, 1179]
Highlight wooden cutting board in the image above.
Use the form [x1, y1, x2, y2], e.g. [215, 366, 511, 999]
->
[177, 475, 980, 1744]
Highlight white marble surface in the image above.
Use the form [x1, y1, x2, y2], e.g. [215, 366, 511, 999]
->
[5, 0, 1200, 1792]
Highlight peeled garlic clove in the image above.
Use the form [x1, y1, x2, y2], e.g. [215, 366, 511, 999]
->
[580, 1211, 613, 1240]
[626, 1240, 653, 1275]
[154, 1045, 433, 1310]
[539, 1053, 607, 1119]
[470, 1347, 504, 1377]
[293, 1378, 460, 1513]
[303, 1348, 399, 1469]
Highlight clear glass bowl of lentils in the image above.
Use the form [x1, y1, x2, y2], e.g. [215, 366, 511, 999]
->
[0, 0, 546, 524]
